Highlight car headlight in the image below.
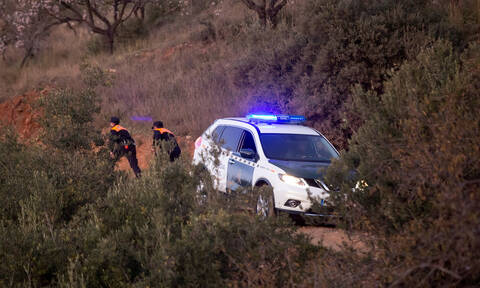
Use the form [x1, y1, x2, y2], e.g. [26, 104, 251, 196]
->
[278, 173, 306, 187]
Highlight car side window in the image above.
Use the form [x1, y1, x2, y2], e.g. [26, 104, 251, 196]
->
[219, 126, 243, 151]
[240, 130, 257, 154]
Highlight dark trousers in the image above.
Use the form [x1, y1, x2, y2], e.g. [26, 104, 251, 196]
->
[154, 145, 181, 162]
[116, 146, 141, 177]
[127, 146, 141, 177]
[169, 146, 181, 162]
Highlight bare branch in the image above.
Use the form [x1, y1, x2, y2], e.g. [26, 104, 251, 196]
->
[389, 264, 461, 288]
[241, 0, 287, 27]
[87, 1, 112, 28]
[271, 0, 288, 16]
[59, 1, 84, 22]
[269, 0, 276, 10]
[240, 0, 262, 12]
[59, 1, 106, 34]
[114, 0, 119, 22]
[112, 1, 139, 30]
[83, 0, 97, 27]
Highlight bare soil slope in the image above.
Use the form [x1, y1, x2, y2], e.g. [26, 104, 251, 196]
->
[0, 89, 45, 139]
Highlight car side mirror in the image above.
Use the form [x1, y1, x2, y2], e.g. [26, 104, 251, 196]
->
[239, 148, 256, 159]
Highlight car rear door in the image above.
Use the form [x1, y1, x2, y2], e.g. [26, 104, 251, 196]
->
[216, 126, 243, 192]
[226, 129, 258, 192]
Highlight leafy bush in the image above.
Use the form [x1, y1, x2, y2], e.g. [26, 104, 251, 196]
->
[58, 155, 319, 287]
[39, 88, 103, 151]
[0, 132, 115, 286]
[326, 41, 480, 286]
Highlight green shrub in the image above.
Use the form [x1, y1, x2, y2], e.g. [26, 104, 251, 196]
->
[48, 157, 319, 287]
[0, 133, 116, 286]
[38, 87, 102, 151]
[326, 41, 480, 286]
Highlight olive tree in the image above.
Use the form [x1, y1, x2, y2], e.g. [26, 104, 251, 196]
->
[0, 0, 63, 66]
[50, 0, 150, 53]
[2, 0, 151, 64]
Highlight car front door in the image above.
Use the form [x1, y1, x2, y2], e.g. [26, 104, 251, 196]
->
[227, 130, 257, 192]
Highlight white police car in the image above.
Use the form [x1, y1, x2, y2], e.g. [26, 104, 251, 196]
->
[193, 114, 339, 218]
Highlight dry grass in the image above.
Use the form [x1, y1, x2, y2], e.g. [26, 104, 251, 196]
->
[0, 0, 308, 139]
[93, 1, 257, 138]
[93, 0, 311, 138]
[0, 25, 94, 99]
[98, 44, 246, 137]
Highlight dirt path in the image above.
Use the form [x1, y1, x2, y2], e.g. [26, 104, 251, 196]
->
[298, 226, 367, 252]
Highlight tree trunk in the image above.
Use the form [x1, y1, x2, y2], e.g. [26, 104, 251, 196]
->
[134, 6, 145, 21]
[106, 31, 115, 54]
[258, 9, 267, 28]
[267, 10, 280, 28]
[267, 12, 278, 28]
[20, 47, 34, 68]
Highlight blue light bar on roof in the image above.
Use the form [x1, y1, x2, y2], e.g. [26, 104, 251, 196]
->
[247, 114, 278, 121]
[246, 114, 306, 124]
[288, 115, 307, 122]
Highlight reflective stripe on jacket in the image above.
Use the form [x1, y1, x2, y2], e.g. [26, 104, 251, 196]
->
[111, 125, 128, 132]
[153, 128, 175, 136]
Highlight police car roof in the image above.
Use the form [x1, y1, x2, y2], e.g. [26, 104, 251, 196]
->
[222, 117, 319, 135]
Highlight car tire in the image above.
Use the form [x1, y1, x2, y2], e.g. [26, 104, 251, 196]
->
[254, 184, 275, 219]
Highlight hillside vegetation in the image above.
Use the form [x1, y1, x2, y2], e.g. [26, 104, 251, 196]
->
[0, 0, 479, 286]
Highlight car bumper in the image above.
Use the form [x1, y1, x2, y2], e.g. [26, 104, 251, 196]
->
[276, 208, 336, 217]
[273, 184, 330, 214]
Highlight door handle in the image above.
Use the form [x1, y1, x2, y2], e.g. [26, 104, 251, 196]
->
[228, 159, 235, 164]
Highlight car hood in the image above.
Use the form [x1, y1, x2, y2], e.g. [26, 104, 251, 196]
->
[268, 159, 330, 179]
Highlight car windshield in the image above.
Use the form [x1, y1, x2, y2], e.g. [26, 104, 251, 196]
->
[260, 134, 339, 162]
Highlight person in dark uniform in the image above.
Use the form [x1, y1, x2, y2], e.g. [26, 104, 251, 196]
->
[152, 120, 181, 162]
[109, 117, 141, 177]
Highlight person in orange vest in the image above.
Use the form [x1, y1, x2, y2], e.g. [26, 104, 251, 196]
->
[109, 116, 141, 177]
[152, 120, 181, 162]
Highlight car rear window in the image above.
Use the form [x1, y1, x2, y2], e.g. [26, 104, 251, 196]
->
[211, 125, 225, 144]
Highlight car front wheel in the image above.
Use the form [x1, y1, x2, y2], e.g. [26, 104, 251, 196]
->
[254, 185, 275, 219]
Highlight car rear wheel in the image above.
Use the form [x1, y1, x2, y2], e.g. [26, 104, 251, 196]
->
[254, 185, 275, 219]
